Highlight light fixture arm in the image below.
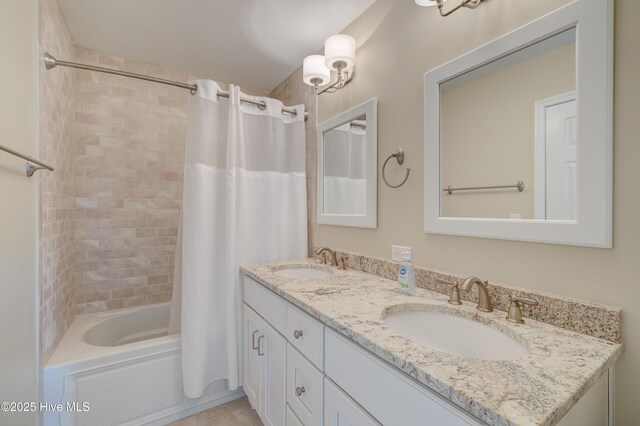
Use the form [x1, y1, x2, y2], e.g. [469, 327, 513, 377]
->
[436, 0, 483, 17]
[303, 33, 356, 95]
[315, 68, 355, 95]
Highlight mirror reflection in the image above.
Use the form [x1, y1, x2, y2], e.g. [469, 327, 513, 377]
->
[322, 115, 367, 215]
[440, 28, 576, 220]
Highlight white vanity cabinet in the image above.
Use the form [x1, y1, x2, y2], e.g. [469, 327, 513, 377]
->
[244, 277, 326, 426]
[286, 343, 324, 426]
[324, 378, 380, 426]
[243, 275, 482, 426]
[243, 304, 287, 426]
[242, 271, 614, 426]
[325, 330, 481, 426]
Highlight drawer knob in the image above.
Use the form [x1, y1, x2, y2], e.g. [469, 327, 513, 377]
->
[293, 330, 304, 339]
[295, 386, 306, 396]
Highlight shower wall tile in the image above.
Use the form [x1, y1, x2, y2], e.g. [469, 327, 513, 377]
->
[73, 47, 190, 314]
[270, 67, 317, 255]
[72, 48, 268, 315]
[39, 0, 77, 363]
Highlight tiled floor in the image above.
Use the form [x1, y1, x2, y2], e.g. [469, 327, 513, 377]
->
[167, 397, 263, 426]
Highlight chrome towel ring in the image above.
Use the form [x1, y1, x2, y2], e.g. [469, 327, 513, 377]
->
[382, 148, 410, 188]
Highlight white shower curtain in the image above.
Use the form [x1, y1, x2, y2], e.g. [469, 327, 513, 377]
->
[169, 80, 308, 398]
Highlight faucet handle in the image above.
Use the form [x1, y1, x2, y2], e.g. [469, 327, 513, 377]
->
[436, 278, 462, 305]
[339, 256, 347, 270]
[506, 295, 538, 324]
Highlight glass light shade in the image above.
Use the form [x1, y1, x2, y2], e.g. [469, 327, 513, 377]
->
[324, 34, 356, 72]
[415, 0, 441, 6]
[303, 55, 331, 87]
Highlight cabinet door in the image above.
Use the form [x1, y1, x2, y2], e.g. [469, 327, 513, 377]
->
[262, 321, 287, 426]
[325, 330, 481, 426]
[243, 304, 262, 412]
[287, 405, 305, 426]
[324, 379, 379, 426]
[287, 344, 324, 426]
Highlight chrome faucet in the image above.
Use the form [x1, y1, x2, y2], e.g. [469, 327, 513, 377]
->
[316, 247, 338, 267]
[460, 276, 493, 312]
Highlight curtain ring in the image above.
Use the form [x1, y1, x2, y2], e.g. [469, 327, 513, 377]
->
[382, 148, 410, 188]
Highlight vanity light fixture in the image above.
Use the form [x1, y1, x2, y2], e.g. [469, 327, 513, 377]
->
[302, 34, 355, 95]
[415, 0, 484, 17]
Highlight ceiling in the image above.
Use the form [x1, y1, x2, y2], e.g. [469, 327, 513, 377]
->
[58, 0, 376, 92]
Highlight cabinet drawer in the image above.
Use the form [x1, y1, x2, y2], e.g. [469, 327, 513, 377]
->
[325, 330, 483, 426]
[286, 405, 304, 426]
[286, 303, 324, 369]
[244, 276, 286, 334]
[324, 378, 379, 426]
[287, 344, 324, 426]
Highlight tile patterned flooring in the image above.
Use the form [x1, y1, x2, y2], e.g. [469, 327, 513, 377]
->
[167, 397, 262, 426]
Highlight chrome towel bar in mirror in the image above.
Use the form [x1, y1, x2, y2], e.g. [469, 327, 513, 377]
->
[382, 148, 410, 188]
[443, 181, 525, 195]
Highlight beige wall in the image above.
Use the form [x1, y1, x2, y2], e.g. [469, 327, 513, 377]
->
[0, 0, 39, 423]
[312, 0, 640, 423]
[440, 43, 575, 219]
[39, 0, 77, 363]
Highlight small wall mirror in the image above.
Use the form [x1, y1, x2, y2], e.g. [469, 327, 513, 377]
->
[317, 98, 377, 228]
[424, 0, 612, 247]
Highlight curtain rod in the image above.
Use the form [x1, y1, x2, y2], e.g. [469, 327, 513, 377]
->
[44, 53, 309, 121]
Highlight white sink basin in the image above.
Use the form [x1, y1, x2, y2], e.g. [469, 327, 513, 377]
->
[383, 309, 528, 361]
[273, 266, 333, 279]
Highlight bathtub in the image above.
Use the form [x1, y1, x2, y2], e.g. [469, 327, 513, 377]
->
[44, 303, 244, 426]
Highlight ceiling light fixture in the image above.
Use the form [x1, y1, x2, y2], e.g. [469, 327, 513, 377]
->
[415, 0, 484, 17]
[302, 34, 355, 95]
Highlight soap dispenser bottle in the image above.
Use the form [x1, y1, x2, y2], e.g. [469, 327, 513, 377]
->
[398, 252, 416, 295]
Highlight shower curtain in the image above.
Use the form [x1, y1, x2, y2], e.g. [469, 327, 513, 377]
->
[169, 80, 308, 398]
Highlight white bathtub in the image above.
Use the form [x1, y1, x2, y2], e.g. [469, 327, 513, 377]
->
[44, 303, 244, 426]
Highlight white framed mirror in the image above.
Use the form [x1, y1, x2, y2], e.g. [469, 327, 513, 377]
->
[424, 0, 612, 247]
[317, 98, 377, 228]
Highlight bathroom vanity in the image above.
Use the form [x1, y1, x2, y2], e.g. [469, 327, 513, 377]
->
[241, 260, 621, 426]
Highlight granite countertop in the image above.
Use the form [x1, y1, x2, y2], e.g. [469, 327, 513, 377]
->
[241, 259, 622, 426]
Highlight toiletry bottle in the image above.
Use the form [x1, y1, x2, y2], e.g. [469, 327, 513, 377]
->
[398, 252, 416, 295]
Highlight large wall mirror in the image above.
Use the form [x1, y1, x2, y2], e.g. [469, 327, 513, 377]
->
[424, 0, 612, 247]
[317, 99, 377, 228]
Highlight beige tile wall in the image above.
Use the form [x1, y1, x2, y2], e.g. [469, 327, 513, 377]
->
[72, 47, 192, 314]
[71, 50, 266, 315]
[39, 0, 77, 362]
[270, 68, 317, 255]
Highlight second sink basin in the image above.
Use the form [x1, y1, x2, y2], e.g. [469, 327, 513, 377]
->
[383, 308, 528, 361]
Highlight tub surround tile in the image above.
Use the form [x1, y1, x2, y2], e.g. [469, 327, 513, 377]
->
[314, 247, 622, 343]
[72, 46, 195, 315]
[72, 47, 269, 316]
[241, 259, 622, 426]
[39, 0, 77, 363]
